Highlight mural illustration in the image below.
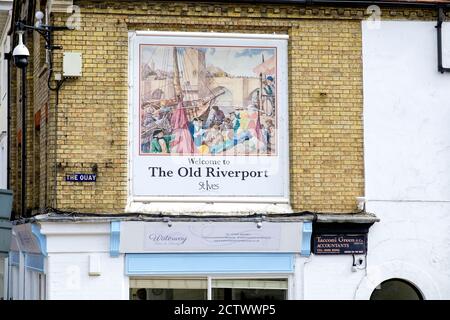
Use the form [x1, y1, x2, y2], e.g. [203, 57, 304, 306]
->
[139, 45, 278, 156]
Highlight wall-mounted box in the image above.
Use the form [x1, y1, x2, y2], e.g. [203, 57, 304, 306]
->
[88, 254, 101, 276]
[63, 52, 82, 77]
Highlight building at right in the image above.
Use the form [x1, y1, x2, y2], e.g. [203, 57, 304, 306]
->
[307, 16, 450, 300]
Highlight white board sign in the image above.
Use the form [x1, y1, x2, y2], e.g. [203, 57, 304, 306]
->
[128, 32, 289, 202]
[120, 221, 303, 253]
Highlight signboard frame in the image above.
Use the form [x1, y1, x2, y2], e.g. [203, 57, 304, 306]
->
[313, 234, 368, 255]
[120, 221, 303, 253]
[127, 31, 290, 208]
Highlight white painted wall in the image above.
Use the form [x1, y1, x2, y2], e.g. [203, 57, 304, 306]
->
[46, 252, 128, 300]
[0, 12, 9, 137]
[363, 21, 450, 201]
[40, 222, 129, 300]
[0, 255, 4, 298]
[303, 20, 450, 300]
[361, 20, 450, 299]
[0, 14, 10, 189]
[302, 255, 366, 300]
[357, 201, 448, 299]
[0, 137, 6, 188]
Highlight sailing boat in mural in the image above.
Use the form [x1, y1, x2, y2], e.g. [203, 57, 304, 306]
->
[139, 44, 278, 156]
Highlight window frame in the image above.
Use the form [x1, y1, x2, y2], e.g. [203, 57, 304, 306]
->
[129, 274, 293, 300]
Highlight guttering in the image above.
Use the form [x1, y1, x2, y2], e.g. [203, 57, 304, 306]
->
[10, 211, 379, 225]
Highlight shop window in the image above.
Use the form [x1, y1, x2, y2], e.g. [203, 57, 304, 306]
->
[212, 279, 287, 300]
[370, 278, 423, 300]
[130, 277, 288, 301]
[130, 278, 207, 300]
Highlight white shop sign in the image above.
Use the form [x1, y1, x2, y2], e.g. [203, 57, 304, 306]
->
[120, 221, 303, 253]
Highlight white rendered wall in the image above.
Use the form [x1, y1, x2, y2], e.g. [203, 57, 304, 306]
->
[0, 137, 6, 188]
[46, 252, 128, 300]
[302, 255, 366, 300]
[0, 256, 4, 298]
[363, 21, 450, 201]
[361, 20, 450, 299]
[40, 222, 129, 300]
[0, 13, 10, 189]
[302, 20, 450, 299]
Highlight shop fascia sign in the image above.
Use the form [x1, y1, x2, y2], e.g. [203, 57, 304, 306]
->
[120, 221, 303, 253]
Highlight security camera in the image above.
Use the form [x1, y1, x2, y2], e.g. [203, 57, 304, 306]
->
[12, 31, 29, 69]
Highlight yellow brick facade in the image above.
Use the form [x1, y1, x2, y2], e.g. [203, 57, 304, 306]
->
[9, 1, 440, 215]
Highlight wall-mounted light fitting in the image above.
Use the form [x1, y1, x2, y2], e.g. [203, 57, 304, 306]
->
[12, 11, 73, 70]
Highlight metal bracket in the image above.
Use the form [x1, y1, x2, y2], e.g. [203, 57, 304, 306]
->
[436, 7, 450, 73]
[15, 20, 70, 51]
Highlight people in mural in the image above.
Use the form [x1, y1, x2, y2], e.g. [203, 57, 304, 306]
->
[150, 129, 172, 153]
[170, 95, 195, 154]
[190, 118, 205, 148]
[139, 45, 277, 156]
[204, 106, 226, 129]
[263, 76, 276, 116]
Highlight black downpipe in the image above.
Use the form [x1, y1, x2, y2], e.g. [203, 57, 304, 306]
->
[436, 8, 450, 73]
[5, 53, 11, 190]
[21, 65, 27, 218]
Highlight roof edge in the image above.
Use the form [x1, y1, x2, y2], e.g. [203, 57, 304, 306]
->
[12, 211, 379, 224]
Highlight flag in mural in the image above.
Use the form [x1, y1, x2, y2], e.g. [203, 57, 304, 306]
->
[139, 45, 278, 156]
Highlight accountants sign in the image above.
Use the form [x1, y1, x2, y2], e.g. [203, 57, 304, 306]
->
[313, 234, 367, 255]
[129, 31, 289, 201]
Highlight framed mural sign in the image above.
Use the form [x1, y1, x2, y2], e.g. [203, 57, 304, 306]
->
[128, 31, 289, 204]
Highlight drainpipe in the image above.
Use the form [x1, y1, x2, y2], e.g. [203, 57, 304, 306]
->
[20, 63, 26, 218]
[5, 52, 10, 191]
[436, 7, 450, 73]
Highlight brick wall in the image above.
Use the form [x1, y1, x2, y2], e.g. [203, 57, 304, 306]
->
[11, 1, 440, 215]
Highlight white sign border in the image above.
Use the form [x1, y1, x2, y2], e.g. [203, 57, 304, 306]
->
[127, 31, 290, 212]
